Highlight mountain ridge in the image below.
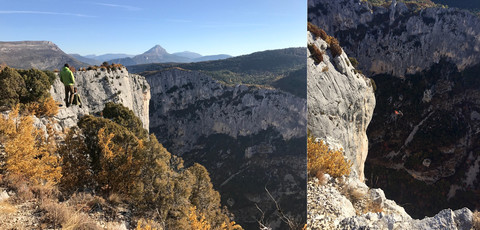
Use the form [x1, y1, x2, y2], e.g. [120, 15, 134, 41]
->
[0, 41, 86, 70]
[128, 47, 306, 98]
[110, 44, 232, 65]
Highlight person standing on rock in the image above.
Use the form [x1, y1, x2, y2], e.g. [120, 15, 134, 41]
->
[59, 63, 75, 107]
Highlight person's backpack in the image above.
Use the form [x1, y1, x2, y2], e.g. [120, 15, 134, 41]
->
[72, 93, 82, 107]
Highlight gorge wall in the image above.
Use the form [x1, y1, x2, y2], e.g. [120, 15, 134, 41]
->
[309, 0, 480, 78]
[145, 68, 306, 229]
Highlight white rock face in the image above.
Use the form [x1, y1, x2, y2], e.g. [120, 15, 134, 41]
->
[307, 179, 356, 229]
[307, 31, 376, 181]
[48, 67, 150, 132]
[309, 0, 480, 77]
[307, 177, 412, 230]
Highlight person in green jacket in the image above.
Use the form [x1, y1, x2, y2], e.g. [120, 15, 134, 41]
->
[59, 63, 75, 107]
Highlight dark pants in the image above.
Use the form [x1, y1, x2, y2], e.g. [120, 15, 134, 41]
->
[64, 85, 74, 106]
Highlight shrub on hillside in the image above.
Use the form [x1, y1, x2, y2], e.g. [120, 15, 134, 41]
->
[348, 57, 359, 69]
[329, 37, 343, 58]
[0, 106, 61, 185]
[308, 43, 324, 64]
[20, 68, 54, 110]
[102, 102, 147, 139]
[42, 70, 57, 86]
[307, 22, 328, 40]
[307, 136, 352, 179]
[24, 96, 59, 117]
[58, 127, 94, 193]
[76, 115, 144, 196]
[306, 22, 343, 58]
[0, 67, 27, 108]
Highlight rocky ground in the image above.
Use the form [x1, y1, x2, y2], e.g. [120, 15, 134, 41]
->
[0, 186, 133, 230]
[307, 175, 475, 229]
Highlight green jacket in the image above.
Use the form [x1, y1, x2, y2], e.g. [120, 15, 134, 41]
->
[60, 67, 75, 85]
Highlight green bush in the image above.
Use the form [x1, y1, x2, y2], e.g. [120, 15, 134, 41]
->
[349, 57, 359, 69]
[0, 67, 27, 107]
[17, 69, 51, 104]
[102, 102, 148, 139]
[42, 70, 57, 86]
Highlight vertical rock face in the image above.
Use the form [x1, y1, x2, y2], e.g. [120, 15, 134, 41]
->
[48, 67, 150, 131]
[307, 31, 376, 181]
[308, 0, 480, 78]
[146, 68, 306, 229]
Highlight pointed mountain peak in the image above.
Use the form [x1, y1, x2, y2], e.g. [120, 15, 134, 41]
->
[144, 45, 168, 55]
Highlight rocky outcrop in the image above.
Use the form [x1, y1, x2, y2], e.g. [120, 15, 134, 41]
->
[0, 41, 86, 70]
[145, 68, 306, 229]
[45, 67, 150, 132]
[308, 175, 474, 230]
[308, 0, 480, 78]
[307, 30, 376, 181]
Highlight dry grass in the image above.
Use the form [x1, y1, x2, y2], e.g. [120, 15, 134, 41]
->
[308, 43, 323, 64]
[307, 22, 328, 40]
[108, 193, 123, 205]
[68, 192, 106, 212]
[473, 210, 480, 230]
[307, 136, 352, 179]
[4, 175, 34, 202]
[40, 198, 100, 230]
[339, 185, 384, 215]
[0, 201, 16, 214]
[135, 218, 164, 230]
[329, 38, 343, 58]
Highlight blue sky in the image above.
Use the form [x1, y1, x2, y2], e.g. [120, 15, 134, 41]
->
[0, 0, 306, 57]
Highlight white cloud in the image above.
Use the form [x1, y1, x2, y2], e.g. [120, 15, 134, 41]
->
[200, 22, 267, 28]
[93, 3, 141, 11]
[0, 10, 95, 18]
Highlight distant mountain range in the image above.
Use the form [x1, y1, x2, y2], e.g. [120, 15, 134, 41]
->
[69, 53, 136, 65]
[0, 41, 232, 70]
[129, 47, 307, 98]
[109, 45, 232, 65]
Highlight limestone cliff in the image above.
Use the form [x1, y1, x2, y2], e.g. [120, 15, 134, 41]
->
[307, 30, 376, 181]
[44, 67, 150, 132]
[145, 68, 306, 229]
[308, 0, 480, 78]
